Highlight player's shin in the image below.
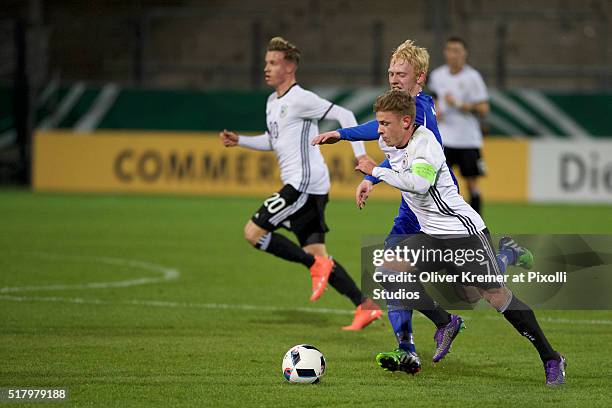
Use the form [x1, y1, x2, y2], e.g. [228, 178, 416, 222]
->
[328, 260, 364, 307]
[501, 294, 558, 362]
[387, 306, 416, 353]
[415, 290, 452, 328]
[255, 232, 315, 267]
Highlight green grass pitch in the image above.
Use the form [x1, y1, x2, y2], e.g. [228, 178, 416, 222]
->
[1, 190, 611, 407]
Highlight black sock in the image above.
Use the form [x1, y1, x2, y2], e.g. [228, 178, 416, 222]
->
[328, 260, 364, 307]
[418, 304, 452, 328]
[470, 191, 481, 214]
[406, 281, 451, 328]
[255, 232, 314, 267]
[502, 295, 557, 362]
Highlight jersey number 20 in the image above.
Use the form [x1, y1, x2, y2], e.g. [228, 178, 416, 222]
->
[264, 193, 286, 214]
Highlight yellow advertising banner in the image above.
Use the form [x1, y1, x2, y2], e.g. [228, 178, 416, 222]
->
[33, 131, 527, 202]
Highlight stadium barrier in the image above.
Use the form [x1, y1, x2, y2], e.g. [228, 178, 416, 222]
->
[6, 85, 612, 138]
[34, 130, 612, 203]
[33, 130, 398, 198]
[33, 130, 526, 201]
[529, 140, 612, 203]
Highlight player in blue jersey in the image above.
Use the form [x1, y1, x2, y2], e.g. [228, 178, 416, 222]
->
[313, 40, 532, 375]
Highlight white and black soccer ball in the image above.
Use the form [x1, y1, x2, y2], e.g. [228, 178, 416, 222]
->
[282, 344, 326, 384]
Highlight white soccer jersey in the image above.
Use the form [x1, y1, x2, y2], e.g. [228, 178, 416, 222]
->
[266, 84, 334, 194]
[237, 84, 364, 194]
[373, 126, 486, 236]
[429, 64, 488, 148]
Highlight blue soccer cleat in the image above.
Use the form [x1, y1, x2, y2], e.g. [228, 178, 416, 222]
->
[432, 314, 465, 363]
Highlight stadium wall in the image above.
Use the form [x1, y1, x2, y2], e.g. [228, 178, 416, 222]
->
[4, 85, 612, 138]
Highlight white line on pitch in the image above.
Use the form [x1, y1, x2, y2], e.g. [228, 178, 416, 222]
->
[0, 295, 354, 316]
[1, 294, 610, 326]
[0, 252, 179, 294]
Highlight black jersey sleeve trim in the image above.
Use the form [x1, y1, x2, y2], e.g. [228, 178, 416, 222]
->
[320, 103, 335, 121]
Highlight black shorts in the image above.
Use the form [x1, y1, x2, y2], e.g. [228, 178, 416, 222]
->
[394, 229, 504, 290]
[444, 147, 486, 177]
[251, 184, 329, 247]
[439, 229, 505, 290]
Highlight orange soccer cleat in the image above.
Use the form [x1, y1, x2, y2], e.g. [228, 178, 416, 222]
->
[309, 256, 334, 301]
[342, 298, 383, 330]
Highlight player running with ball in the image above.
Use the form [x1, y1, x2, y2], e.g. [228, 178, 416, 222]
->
[355, 89, 566, 386]
[313, 39, 533, 376]
[219, 37, 382, 330]
[314, 39, 466, 374]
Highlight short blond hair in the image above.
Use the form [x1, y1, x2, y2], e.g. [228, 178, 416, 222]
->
[373, 89, 416, 118]
[390, 39, 429, 76]
[267, 36, 301, 65]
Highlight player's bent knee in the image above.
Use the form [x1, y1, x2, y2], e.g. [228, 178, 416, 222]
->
[382, 259, 416, 273]
[244, 221, 267, 246]
[482, 286, 512, 311]
[454, 284, 482, 304]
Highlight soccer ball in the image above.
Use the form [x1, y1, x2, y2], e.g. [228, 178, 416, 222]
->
[282, 344, 326, 384]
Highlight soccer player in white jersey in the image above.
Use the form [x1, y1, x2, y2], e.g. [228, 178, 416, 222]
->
[219, 37, 382, 330]
[355, 89, 566, 386]
[429, 37, 490, 214]
[314, 40, 466, 374]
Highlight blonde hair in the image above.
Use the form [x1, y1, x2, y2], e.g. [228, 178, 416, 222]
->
[390, 39, 429, 76]
[267, 36, 301, 65]
[373, 89, 416, 118]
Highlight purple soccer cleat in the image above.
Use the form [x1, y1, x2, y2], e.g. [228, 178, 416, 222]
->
[432, 314, 465, 363]
[545, 355, 567, 387]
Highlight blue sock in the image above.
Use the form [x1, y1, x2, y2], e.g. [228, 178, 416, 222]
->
[388, 308, 416, 353]
[497, 246, 516, 273]
[496, 253, 508, 274]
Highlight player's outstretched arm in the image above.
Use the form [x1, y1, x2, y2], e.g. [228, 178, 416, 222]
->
[375, 168, 431, 194]
[312, 119, 380, 146]
[356, 159, 435, 195]
[220, 129, 273, 151]
[317, 104, 369, 158]
[337, 120, 379, 141]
